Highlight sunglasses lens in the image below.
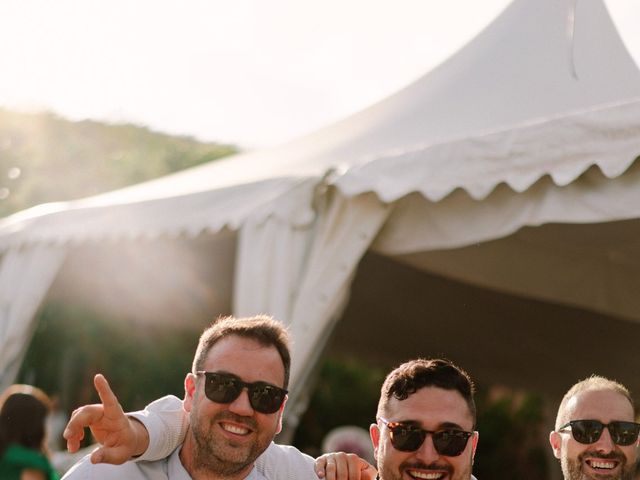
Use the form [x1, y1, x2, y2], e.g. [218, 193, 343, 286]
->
[433, 430, 471, 456]
[204, 373, 242, 403]
[248, 383, 286, 414]
[570, 420, 604, 444]
[390, 425, 426, 452]
[610, 422, 640, 446]
[202, 373, 286, 414]
[388, 424, 471, 456]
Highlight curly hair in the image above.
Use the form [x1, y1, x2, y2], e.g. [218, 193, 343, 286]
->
[377, 358, 476, 425]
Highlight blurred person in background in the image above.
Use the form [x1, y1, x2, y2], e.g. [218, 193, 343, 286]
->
[0, 384, 60, 480]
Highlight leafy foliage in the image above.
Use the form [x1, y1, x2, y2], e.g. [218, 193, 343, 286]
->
[474, 390, 549, 479]
[0, 108, 237, 217]
[293, 358, 385, 454]
[18, 302, 199, 414]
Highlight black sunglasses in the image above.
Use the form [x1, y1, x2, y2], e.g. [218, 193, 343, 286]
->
[378, 417, 474, 457]
[558, 420, 640, 446]
[195, 371, 287, 414]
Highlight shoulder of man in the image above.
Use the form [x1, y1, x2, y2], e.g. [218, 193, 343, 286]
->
[255, 442, 316, 479]
[61, 453, 168, 480]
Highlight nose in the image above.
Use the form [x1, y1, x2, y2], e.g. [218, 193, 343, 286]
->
[593, 426, 616, 453]
[414, 433, 441, 464]
[227, 387, 254, 416]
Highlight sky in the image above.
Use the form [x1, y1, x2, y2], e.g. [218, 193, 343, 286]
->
[0, 0, 639, 149]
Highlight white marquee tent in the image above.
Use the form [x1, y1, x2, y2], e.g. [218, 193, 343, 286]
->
[2, 0, 640, 429]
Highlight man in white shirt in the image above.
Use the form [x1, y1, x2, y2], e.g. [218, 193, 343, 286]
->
[64, 357, 480, 480]
[62, 315, 322, 480]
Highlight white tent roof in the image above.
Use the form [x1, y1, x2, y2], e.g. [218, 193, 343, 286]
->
[1, 0, 639, 248]
[2, 0, 640, 412]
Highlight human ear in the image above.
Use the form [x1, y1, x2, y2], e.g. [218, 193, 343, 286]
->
[471, 431, 479, 459]
[275, 395, 288, 434]
[370, 423, 381, 461]
[549, 431, 562, 459]
[184, 374, 197, 412]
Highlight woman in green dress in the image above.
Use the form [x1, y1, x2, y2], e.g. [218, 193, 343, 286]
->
[0, 384, 60, 480]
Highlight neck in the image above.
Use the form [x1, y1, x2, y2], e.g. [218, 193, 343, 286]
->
[180, 430, 254, 480]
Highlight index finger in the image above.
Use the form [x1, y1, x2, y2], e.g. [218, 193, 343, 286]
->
[94, 374, 124, 415]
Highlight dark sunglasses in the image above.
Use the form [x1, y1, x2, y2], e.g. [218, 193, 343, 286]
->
[378, 417, 474, 457]
[558, 420, 640, 446]
[195, 371, 287, 414]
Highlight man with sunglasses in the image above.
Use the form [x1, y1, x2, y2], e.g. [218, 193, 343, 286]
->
[549, 376, 640, 480]
[368, 358, 479, 480]
[63, 351, 477, 479]
[62, 315, 322, 479]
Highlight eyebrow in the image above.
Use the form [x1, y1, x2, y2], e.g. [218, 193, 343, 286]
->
[396, 419, 467, 430]
[202, 370, 283, 387]
[439, 421, 466, 430]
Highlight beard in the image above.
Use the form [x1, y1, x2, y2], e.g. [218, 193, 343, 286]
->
[190, 410, 269, 476]
[379, 458, 472, 480]
[561, 451, 636, 480]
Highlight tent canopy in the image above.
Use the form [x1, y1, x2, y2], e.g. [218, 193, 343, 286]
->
[2, 0, 638, 246]
[2, 0, 640, 429]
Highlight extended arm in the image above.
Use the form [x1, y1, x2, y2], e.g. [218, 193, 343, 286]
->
[128, 394, 188, 461]
[64, 375, 376, 480]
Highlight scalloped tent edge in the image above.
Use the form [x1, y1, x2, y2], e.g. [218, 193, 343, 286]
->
[2, 0, 640, 436]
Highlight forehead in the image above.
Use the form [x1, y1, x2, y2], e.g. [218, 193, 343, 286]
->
[386, 386, 473, 430]
[565, 389, 634, 423]
[203, 334, 285, 386]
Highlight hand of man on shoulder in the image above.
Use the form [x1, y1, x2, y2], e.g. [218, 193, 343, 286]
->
[315, 452, 377, 480]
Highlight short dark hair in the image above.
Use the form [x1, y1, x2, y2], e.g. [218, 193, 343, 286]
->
[377, 358, 476, 426]
[192, 315, 291, 389]
[0, 385, 51, 457]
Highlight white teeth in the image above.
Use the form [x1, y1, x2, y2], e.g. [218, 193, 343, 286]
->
[408, 471, 445, 479]
[221, 422, 249, 435]
[589, 460, 615, 470]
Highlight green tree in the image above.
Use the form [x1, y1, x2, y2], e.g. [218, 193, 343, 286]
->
[0, 109, 237, 217]
[18, 303, 199, 418]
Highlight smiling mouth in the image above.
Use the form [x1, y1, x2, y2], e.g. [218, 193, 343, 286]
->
[220, 421, 251, 436]
[406, 469, 448, 480]
[586, 458, 619, 471]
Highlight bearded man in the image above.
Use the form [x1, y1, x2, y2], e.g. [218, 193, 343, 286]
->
[549, 376, 640, 480]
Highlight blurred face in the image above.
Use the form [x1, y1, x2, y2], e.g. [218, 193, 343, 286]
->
[371, 386, 478, 480]
[182, 335, 286, 477]
[549, 389, 639, 480]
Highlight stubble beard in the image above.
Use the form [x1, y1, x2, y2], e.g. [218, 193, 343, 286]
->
[378, 457, 472, 480]
[190, 411, 268, 477]
[561, 451, 636, 480]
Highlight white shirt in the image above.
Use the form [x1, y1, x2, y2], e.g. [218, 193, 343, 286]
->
[129, 395, 317, 479]
[61, 446, 269, 480]
[130, 395, 479, 480]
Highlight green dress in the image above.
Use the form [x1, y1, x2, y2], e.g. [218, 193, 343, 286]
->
[0, 444, 59, 480]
